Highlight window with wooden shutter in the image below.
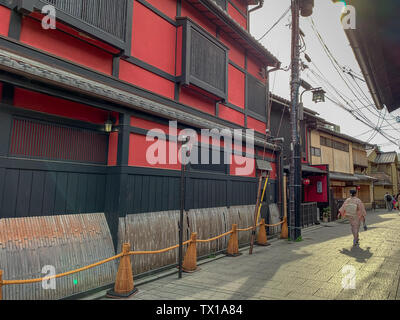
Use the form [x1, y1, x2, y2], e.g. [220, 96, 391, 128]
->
[19, 0, 130, 50]
[247, 74, 266, 118]
[177, 18, 229, 100]
[44, 0, 127, 40]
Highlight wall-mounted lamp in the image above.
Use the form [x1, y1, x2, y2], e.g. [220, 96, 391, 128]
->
[104, 119, 113, 133]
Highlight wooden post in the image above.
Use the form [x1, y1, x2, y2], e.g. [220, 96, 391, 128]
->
[283, 173, 288, 218]
[107, 243, 138, 298]
[256, 219, 270, 246]
[226, 224, 240, 256]
[281, 216, 288, 239]
[182, 233, 197, 272]
[249, 175, 263, 255]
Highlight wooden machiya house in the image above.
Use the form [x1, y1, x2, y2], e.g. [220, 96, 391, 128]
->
[309, 123, 376, 212]
[0, 0, 282, 299]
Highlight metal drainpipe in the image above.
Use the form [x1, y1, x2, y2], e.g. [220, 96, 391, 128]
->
[247, 0, 264, 32]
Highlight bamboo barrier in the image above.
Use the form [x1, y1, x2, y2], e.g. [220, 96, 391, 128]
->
[0, 217, 287, 300]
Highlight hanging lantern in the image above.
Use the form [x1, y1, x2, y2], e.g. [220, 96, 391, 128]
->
[312, 88, 326, 103]
[303, 178, 311, 185]
[356, 186, 361, 190]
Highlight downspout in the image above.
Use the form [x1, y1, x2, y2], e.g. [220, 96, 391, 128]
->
[264, 65, 282, 215]
[247, 0, 264, 32]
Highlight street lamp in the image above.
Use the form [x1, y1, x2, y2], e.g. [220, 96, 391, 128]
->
[312, 88, 326, 103]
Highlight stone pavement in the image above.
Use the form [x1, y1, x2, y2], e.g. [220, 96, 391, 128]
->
[100, 209, 400, 300]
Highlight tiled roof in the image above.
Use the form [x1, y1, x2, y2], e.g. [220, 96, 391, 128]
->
[374, 152, 398, 164]
[193, 0, 280, 67]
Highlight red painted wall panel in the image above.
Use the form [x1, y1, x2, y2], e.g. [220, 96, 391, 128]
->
[13, 88, 111, 124]
[269, 162, 277, 180]
[176, 26, 183, 76]
[29, 12, 120, 54]
[130, 116, 172, 133]
[119, 60, 175, 99]
[219, 104, 245, 126]
[179, 87, 215, 115]
[181, 1, 216, 36]
[145, 0, 177, 20]
[108, 132, 118, 166]
[304, 174, 328, 203]
[228, 65, 245, 109]
[247, 55, 265, 82]
[132, 2, 176, 75]
[231, 0, 247, 14]
[0, 6, 11, 36]
[247, 116, 266, 134]
[20, 17, 113, 75]
[129, 133, 181, 170]
[228, 3, 247, 30]
[220, 31, 245, 69]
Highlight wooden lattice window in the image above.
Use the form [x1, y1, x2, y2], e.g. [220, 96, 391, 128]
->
[177, 18, 229, 100]
[9, 117, 109, 164]
[42, 0, 127, 40]
[247, 75, 266, 118]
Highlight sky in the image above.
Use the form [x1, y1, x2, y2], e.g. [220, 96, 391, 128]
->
[249, 0, 400, 153]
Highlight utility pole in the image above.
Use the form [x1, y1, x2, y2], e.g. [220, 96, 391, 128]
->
[289, 0, 313, 241]
[289, 0, 301, 242]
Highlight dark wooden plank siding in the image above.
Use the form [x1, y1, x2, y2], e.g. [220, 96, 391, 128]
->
[2, 169, 19, 217]
[66, 173, 78, 214]
[42, 171, 57, 216]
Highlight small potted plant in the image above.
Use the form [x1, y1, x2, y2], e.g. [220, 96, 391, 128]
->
[322, 207, 331, 223]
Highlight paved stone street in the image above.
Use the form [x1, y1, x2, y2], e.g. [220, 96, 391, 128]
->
[100, 209, 400, 300]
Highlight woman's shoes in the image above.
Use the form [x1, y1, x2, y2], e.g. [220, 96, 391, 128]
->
[353, 238, 359, 246]
[363, 224, 368, 231]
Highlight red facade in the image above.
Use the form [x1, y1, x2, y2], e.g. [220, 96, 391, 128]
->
[0, 0, 277, 178]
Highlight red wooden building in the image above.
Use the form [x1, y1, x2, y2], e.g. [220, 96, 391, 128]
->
[0, 0, 282, 299]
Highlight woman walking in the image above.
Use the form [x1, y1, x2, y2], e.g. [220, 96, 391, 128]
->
[338, 189, 367, 246]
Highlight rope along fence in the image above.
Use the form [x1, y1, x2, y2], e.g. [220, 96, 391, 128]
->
[0, 217, 288, 299]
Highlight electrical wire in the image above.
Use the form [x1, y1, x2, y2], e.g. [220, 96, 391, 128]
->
[304, 69, 400, 147]
[308, 17, 400, 137]
[257, 6, 291, 42]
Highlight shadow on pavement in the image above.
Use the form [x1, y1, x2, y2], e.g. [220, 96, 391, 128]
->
[339, 246, 373, 263]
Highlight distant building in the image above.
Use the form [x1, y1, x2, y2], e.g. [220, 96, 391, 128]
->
[367, 148, 399, 204]
[308, 122, 375, 210]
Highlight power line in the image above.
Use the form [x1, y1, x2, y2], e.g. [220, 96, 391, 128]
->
[309, 17, 378, 127]
[257, 6, 291, 42]
[307, 17, 400, 141]
[304, 70, 400, 148]
[309, 17, 400, 134]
